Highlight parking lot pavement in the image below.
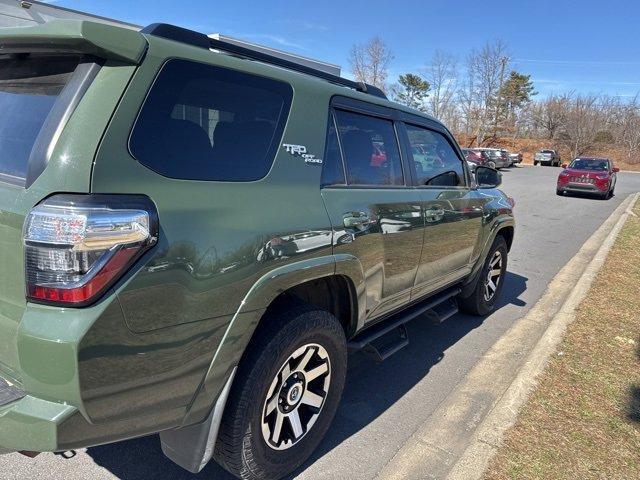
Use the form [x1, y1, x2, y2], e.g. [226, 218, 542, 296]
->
[2, 165, 640, 480]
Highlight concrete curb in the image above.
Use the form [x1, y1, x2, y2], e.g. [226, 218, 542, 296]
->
[447, 191, 640, 480]
[376, 192, 639, 480]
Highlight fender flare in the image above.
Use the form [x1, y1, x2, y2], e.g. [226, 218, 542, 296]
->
[161, 255, 366, 472]
[175, 254, 366, 429]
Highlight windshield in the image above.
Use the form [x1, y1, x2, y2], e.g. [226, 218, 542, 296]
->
[540, 150, 554, 154]
[0, 54, 80, 183]
[568, 158, 610, 171]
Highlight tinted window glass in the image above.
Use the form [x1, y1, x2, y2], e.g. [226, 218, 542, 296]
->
[130, 60, 293, 182]
[334, 110, 403, 186]
[569, 158, 610, 171]
[0, 54, 79, 183]
[321, 114, 345, 186]
[405, 124, 464, 187]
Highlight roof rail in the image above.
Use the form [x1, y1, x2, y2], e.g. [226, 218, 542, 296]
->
[140, 23, 387, 100]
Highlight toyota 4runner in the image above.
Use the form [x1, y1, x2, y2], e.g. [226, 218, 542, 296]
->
[0, 20, 514, 479]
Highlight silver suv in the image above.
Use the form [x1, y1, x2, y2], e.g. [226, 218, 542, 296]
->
[534, 149, 561, 167]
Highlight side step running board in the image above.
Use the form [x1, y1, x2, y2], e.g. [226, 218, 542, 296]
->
[348, 287, 461, 362]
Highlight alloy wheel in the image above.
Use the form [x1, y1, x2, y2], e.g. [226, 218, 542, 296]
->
[484, 250, 503, 301]
[261, 343, 331, 450]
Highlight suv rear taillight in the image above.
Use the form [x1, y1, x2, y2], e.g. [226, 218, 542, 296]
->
[23, 194, 158, 307]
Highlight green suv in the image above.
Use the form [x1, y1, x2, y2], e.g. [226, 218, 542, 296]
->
[0, 20, 514, 479]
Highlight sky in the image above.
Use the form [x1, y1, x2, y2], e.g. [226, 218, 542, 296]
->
[43, 0, 640, 99]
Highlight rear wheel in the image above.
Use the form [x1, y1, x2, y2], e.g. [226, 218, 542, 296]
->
[556, 188, 563, 196]
[214, 305, 347, 480]
[458, 236, 508, 316]
[534, 161, 539, 166]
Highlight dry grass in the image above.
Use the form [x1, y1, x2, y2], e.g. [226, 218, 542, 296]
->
[484, 200, 640, 480]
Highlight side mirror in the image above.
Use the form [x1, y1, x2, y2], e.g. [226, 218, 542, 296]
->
[475, 166, 502, 188]
[561, 163, 568, 168]
[612, 167, 620, 173]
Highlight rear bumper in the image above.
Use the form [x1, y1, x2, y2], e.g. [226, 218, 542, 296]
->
[0, 294, 212, 454]
[0, 393, 77, 453]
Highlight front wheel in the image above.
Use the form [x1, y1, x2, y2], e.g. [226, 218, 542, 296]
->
[458, 236, 508, 316]
[214, 306, 347, 480]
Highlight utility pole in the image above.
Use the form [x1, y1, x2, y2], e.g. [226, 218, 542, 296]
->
[494, 56, 509, 139]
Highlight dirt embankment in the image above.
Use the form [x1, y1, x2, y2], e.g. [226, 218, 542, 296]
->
[454, 135, 640, 171]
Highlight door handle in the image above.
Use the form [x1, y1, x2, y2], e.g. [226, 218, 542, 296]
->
[343, 212, 371, 228]
[424, 208, 445, 222]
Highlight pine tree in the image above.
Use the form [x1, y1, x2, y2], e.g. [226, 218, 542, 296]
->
[393, 73, 430, 111]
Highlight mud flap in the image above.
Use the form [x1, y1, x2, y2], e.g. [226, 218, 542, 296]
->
[160, 367, 236, 473]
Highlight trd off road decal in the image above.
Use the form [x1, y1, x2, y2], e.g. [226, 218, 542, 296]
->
[282, 143, 323, 165]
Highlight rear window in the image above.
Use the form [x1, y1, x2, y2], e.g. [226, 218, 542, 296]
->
[129, 59, 293, 182]
[333, 109, 403, 186]
[0, 54, 80, 184]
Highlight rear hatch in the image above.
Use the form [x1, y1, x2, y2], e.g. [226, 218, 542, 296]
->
[0, 20, 146, 383]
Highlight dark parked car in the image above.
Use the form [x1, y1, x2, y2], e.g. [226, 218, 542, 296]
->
[0, 20, 515, 480]
[462, 148, 509, 169]
[508, 152, 523, 165]
[557, 157, 619, 199]
[534, 149, 561, 166]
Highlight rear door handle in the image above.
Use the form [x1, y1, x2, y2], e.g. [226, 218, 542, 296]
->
[424, 208, 445, 222]
[343, 212, 371, 228]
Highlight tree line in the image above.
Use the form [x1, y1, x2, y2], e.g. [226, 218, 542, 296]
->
[349, 38, 640, 163]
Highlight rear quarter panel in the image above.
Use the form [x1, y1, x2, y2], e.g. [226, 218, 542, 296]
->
[86, 36, 340, 424]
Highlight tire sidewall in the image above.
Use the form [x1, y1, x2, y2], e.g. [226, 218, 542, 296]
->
[233, 310, 347, 478]
[472, 237, 508, 315]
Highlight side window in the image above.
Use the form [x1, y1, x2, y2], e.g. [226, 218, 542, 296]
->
[320, 113, 346, 186]
[334, 109, 403, 186]
[405, 124, 464, 187]
[130, 59, 293, 182]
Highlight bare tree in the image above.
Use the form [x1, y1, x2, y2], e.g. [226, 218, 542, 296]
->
[532, 95, 568, 140]
[423, 50, 458, 122]
[619, 95, 640, 164]
[349, 37, 393, 92]
[463, 40, 510, 145]
[558, 94, 602, 158]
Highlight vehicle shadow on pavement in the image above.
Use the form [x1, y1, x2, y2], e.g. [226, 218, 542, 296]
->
[628, 341, 640, 424]
[86, 272, 528, 480]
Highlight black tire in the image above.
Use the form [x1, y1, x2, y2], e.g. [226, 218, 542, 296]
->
[534, 161, 538, 166]
[458, 236, 508, 316]
[556, 188, 563, 196]
[214, 305, 347, 480]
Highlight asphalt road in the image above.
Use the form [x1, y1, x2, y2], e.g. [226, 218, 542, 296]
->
[3, 166, 640, 480]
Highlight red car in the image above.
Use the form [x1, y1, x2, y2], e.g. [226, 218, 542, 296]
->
[557, 157, 619, 199]
[371, 143, 387, 166]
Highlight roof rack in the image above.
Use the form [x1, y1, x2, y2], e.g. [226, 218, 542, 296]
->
[140, 23, 387, 100]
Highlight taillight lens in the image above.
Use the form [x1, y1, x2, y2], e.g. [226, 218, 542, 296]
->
[24, 194, 158, 306]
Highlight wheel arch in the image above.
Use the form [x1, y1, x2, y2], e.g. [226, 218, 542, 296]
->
[181, 255, 365, 427]
[496, 224, 514, 251]
[462, 217, 514, 297]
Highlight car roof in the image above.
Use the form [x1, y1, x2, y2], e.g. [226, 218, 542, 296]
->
[140, 23, 446, 128]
